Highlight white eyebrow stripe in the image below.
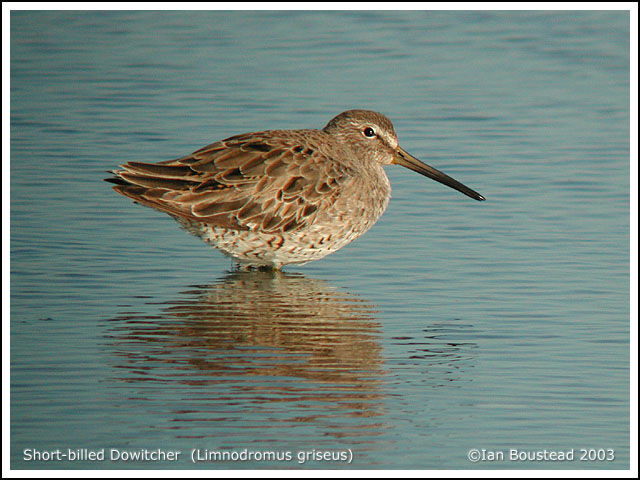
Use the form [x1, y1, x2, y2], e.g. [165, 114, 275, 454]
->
[381, 131, 398, 149]
[349, 121, 398, 148]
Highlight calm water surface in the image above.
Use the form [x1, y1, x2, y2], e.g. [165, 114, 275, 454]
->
[10, 11, 630, 469]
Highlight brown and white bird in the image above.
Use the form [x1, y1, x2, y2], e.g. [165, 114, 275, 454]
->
[106, 110, 484, 269]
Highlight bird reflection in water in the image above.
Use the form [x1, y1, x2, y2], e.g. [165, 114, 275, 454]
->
[105, 270, 387, 441]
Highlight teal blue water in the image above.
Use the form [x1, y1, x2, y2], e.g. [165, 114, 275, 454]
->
[10, 11, 630, 470]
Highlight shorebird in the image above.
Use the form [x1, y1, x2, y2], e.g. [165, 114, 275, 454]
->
[106, 110, 484, 269]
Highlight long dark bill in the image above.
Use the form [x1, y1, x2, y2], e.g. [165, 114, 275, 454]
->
[394, 147, 485, 201]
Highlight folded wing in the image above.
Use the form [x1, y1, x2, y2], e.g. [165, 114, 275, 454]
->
[106, 131, 356, 234]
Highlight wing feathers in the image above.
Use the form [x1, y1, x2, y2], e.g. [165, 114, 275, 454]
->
[107, 130, 355, 234]
[124, 162, 194, 178]
[118, 172, 200, 190]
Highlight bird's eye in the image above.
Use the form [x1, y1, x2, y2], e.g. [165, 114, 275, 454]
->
[363, 127, 376, 138]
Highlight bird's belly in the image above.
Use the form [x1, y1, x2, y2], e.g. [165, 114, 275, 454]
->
[174, 204, 386, 268]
